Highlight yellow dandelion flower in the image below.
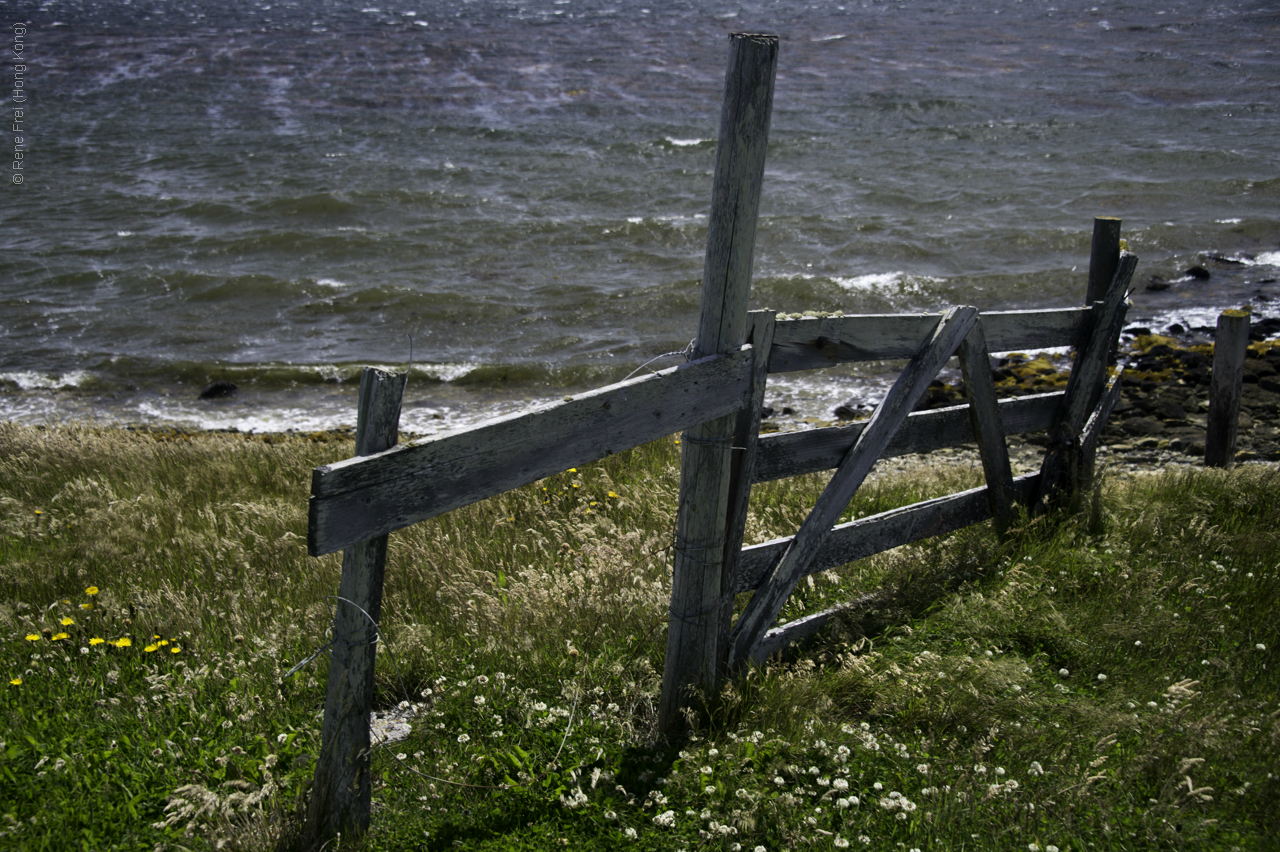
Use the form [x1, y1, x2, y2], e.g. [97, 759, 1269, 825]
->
[80, 603, 93, 610]
[33, 509, 42, 515]
[608, 491, 619, 498]
[157, 639, 169, 647]
[144, 644, 158, 653]
[85, 586, 99, 596]
[170, 646, 181, 654]
[51, 632, 70, 641]
[9, 677, 20, 686]
[567, 468, 577, 473]
[111, 637, 132, 648]
[25, 634, 41, 642]
[89, 638, 105, 646]
[60, 617, 74, 626]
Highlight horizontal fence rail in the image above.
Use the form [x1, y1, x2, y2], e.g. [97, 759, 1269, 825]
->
[752, 391, 1063, 483]
[767, 306, 1093, 373]
[309, 347, 754, 556]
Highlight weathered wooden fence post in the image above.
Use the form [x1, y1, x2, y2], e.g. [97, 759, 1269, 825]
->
[1086, 217, 1123, 306]
[306, 368, 407, 844]
[658, 32, 777, 739]
[1206, 309, 1251, 467]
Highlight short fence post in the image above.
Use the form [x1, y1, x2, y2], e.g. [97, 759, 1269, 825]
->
[1206, 309, 1251, 468]
[658, 32, 777, 740]
[306, 368, 406, 844]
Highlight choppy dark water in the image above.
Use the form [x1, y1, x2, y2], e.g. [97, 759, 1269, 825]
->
[3, 0, 1279, 432]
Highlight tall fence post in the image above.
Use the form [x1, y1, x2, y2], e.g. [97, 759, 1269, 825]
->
[306, 368, 406, 845]
[1086, 217, 1122, 306]
[658, 32, 777, 740]
[1206, 309, 1251, 467]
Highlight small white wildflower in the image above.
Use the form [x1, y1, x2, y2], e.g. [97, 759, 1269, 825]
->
[623, 827, 637, 840]
[277, 733, 288, 744]
[832, 778, 848, 791]
[773, 776, 786, 787]
[836, 798, 849, 809]
[701, 766, 714, 775]
[395, 752, 407, 761]
[834, 838, 850, 849]
[873, 781, 883, 790]
[1029, 761, 1044, 776]
[1058, 668, 1069, 677]
[754, 847, 766, 852]
[916, 763, 929, 774]
[1258, 644, 1267, 651]
[457, 733, 470, 744]
[859, 836, 871, 846]
[1096, 673, 1107, 682]
[705, 786, 716, 795]
[652, 810, 676, 828]
[995, 766, 1006, 776]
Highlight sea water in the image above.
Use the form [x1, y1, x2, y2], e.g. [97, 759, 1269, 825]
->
[2, 0, 1278, 433]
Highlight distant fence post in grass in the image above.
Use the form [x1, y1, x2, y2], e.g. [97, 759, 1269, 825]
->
[1206, 309, 1251, 468]
[306, 368, 406, 845]
[658, 32, 778, 739]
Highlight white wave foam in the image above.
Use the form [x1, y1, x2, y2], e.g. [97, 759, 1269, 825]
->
[1216, 218, 1242, 224]
[1255, 251, 1280, 267]
[812, 34, 847, 42]
[833, 271, 906, 291]
[0, 370, 92, 390]
[665, 137, 708, 147]
[314, 278, 350, 289]
[417, 363, 477, 383]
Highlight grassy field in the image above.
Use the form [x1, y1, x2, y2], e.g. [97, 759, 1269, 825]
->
[1, 422, 1277, 852]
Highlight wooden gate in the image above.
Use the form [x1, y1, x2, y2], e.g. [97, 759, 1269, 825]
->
[299, 31, 1138, 841]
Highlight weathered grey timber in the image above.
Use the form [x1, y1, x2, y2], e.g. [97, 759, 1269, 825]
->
[957, 323, 1016, 530]
[767, 307, 1092, 373]
[306, 368, 406, 844]
[1036, 252, 1138, 509]
[1206, 309, 1252, 468]
[735, 474, 1040, 595]
[1079, 365, 1126, 488]
[716, 311, 778, 679]
[309, 348, 753, 556]
[659, 32, 778, 738]
[727, 306, 980, 672]
[1087, 217, 1123, 306]
[753, 391, 1063, 483]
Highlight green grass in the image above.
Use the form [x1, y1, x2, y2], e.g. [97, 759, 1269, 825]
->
[1, 422, 1277, 851]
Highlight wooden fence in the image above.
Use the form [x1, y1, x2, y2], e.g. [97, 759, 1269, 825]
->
[299, 33, 1139, 843]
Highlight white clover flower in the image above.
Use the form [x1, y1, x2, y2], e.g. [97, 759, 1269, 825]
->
[1058, 668, 1069, 677]
[1046, 844, 1059, 851]
[705, 786, 716, 795]
[1029, 761, 1044, 776]
[754, 847, 766, 852]
[834, 838, 850, 849]
[1258, 644, 1267, 651]
[701, 766, 714, 775]
[896, 811, 908, 821]
[836, 798, 849, 809]
[773, 776, 786, 787]
[708, 748, 719, 757]
[995, 766, 1006, 776]
[859, 836, 871, 846]
[277, 733, 288, 744]
[832, 778, 848, 791]
[474, 695, 486, 705]
[652, 810, 676, 828]
[1096, 673, 1107, 682]
[873, 781, 883, 790]
[736, 788, 750, 800]
[623, 827, 637, 840]
[457, 733, 470, 744]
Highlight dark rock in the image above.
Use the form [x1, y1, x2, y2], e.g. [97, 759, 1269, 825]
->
[1123, 417, 1166, 436]
[1145, 277, 1170, 292]
[1125, 326, 1152, 337]
[199, 381, 239, 400]
[1259, 376, 1280, 395]
[1155, 399, 1188, 421]
[1185, 265, 1212, 280]
[760, 406, 775, 419]
[1167, 323, 1186, 335]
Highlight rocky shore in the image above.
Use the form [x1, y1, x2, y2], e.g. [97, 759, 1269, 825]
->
[903, 316, 1280, 470]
